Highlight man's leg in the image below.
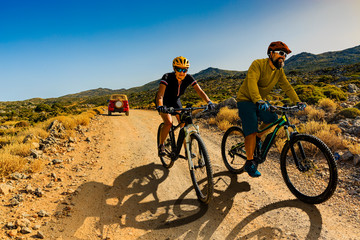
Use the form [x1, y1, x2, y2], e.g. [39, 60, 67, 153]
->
[244, 133, 261, 177]
[237, 101, 261, 177]
[245, 133, 257, 160]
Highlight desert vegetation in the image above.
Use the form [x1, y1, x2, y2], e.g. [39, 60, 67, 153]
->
[0, 47, 359, 177]
[0, 105, 104, 177]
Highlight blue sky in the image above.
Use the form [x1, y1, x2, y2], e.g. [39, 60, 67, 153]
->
[1, 0, 359, 101]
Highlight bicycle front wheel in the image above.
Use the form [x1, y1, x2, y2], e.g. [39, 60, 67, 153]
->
[221, 126, 247, 174]
[157, 123, 174, 169]
[189, 133, 213, 204]
[280, 134, 338, 204]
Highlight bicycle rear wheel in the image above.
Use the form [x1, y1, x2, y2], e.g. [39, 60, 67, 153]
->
[221, 126, 247, 173]
[189, 133, 213, 204]
[280, 134, 338, 204]
[157, 123, 174, 168]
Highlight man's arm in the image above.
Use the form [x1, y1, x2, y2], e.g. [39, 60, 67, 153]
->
[278, 72, 301, 103]
[245, 61, 262, 103]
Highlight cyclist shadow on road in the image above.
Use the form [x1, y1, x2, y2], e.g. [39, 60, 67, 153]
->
[136, 171, 251, 239]
[225, 199, 322, 240]
[47, 163, 250, 239]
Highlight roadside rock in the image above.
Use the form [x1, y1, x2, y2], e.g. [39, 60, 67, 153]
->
[0, 183, 14, 195]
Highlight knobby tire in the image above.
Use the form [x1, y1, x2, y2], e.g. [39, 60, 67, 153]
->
[280, 134, 338, 204]
[157, 123, 174, 169]
[221, 126, 247, 174]
[189, 133, 214, 204]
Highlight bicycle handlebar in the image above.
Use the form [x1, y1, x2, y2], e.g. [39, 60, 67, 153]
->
[269, 104, 302, 114]
[167, 105, 208, 115]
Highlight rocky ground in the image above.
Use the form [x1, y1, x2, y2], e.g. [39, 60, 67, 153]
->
[0, 109, 359, 239]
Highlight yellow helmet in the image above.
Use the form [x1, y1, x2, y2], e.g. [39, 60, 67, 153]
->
[172, 56, 190, 69]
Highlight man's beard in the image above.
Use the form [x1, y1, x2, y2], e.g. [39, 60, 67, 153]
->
[272, 58, 285, 69]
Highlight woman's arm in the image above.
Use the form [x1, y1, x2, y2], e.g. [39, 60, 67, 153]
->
[193, 84, 211, 103]
[156, 84, 167, 106]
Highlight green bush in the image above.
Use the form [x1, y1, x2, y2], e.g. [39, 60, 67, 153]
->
[337, 108, 360, 119]
[317, 75, 334, 84]
[294, 84, 347, 104]
[322, 85, 347, 101]
[294, 85, 325, 104]
[35, 103, 52, 112]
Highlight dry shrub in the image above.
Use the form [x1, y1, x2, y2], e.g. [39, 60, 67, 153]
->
[347, 140, 360, 155]
[75, 112, 93, 126]
[47, 116, 77, 130]
[217, 120, 233, 131]
[20, 126, 49, 140]
[300, 105, 325, 121]
[216, 107, 239, 124]
[299, 120, 341, 135]
[0, 135, 19, 146]
[6, 142, 32, 157]
[208, 117, 216, 126]
[318, 98, 337, 113]
[298, 120, 345, 151]
[0, 152, 27, 177]
[0, 127, 17, 136]
[14, 121, 30, 128]
[214, 107, 239, 131]
[28, 159, 45, 173]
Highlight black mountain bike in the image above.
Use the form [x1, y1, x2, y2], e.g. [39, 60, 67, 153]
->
[157, 105, 214, 204]
[221, 104, 338, 204]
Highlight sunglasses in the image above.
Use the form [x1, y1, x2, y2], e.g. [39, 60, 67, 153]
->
[273, 50, 287, 58]
[175, 68, 188, 73]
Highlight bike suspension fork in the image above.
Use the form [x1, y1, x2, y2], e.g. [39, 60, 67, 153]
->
[184, 124, 200, 171]
[286, 127, 308, 171]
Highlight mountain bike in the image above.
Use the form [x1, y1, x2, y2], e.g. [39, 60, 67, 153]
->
[221, 104, 338, 204]
[157, 104, 214, 204]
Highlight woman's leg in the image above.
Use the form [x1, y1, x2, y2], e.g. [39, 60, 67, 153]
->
[159, 113, 173, 145]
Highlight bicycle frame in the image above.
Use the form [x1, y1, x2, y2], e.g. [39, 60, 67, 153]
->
[168, 112, 201, 171]
[257, 112, 298, 161]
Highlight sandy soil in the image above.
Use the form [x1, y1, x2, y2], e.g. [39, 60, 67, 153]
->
[1, 109, 359, 240]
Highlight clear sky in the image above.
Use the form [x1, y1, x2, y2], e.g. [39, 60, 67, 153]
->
[1, 0, 359, 101]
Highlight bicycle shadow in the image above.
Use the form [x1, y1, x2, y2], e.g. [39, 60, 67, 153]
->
[45, 164, 249, 239]
[225, 199, 322, 240]
[136, 171, 251, 239]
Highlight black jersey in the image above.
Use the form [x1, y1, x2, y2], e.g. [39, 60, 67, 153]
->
[159, 72, 197, 108]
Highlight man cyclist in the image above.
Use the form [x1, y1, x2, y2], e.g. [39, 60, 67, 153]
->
[236, 41, 306, 177]
[156, 56, 214, 156]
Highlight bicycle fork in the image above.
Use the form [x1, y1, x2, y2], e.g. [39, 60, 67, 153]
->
[184, 124, 200, 171]
[286, 127, 310, 172]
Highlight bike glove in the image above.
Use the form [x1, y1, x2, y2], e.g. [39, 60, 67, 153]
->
[156, 106, 168, 113]
[207, 101, 215, 111]
[296, 102, 307, 111]
[256, 100, 269, 111]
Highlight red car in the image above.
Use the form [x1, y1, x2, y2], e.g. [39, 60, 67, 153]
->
[108, 94, 129, 116]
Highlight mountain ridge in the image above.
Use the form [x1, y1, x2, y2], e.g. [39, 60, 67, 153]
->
[61, 44, 359, 99]
[1, 44, 359, 103]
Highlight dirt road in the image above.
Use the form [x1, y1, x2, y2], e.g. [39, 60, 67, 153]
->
[36, 109, 359, 239]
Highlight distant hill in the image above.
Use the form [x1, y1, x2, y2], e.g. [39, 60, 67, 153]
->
[60, 88, 125, 98]
[285, 45, 360, 72]
[2, 44, 358, 106]
[57, 45, 359, 100]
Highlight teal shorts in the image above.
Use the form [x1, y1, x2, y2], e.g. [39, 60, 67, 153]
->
[237, 101, 278, 137]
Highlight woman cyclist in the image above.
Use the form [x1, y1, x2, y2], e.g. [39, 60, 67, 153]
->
[156, 56, 214, 156]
